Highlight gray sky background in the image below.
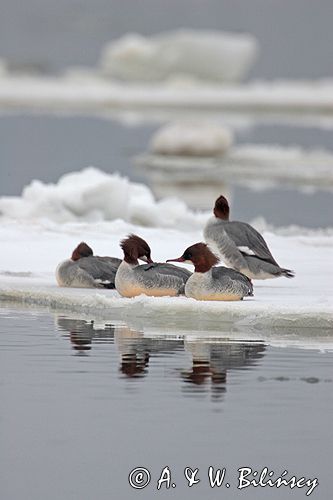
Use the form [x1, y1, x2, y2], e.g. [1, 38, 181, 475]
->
[0, 0, 332, 78]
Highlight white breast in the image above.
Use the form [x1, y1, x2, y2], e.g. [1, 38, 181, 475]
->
[55, 260, 73, 287]
[115, 261, 136, 297]
[185, 271, 212, 299]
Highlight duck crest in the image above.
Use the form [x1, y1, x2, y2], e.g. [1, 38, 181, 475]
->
[120, 234, 151, 265]
[213, 195, 230, 220]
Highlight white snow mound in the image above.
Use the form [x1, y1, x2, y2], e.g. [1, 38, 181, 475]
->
[150, 122, 234, 156]
[0, 167, 207, 229]
[100, 30, 258, 82]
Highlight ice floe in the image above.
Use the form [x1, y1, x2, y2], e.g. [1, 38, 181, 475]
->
[138, 144, 333, 191]
[0, 218, 332, 329]
[150, 122, 234, 156]
[0, 267, 332, 330]
[100, 30, 258, 83]
[1, 73, 333, 116]
[0, 29, 331, 118]
[142, 327, 333, 352]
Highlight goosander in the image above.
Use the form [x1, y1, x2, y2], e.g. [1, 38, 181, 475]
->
[204, 195, 295, 280]
[115, 234, 191, 297]
[167, 242, 253, 301]
[56, 242, 121, 288]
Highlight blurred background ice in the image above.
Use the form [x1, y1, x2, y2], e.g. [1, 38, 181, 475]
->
[1, 0, 332, 79]
[0, 0, 332, 228]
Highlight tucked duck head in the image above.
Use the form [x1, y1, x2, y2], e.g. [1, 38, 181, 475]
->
[213, 195, 230, 220]
[167, 243, 219, 273]
[120, 234, 154, 265]
[71, 242, 93, 261]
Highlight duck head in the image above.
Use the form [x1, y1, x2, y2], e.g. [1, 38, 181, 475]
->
[120, 234, 154, 265]
[71, 242, 93, 261]
[167, 242, 219, 273]
[213, 195, 230, 220]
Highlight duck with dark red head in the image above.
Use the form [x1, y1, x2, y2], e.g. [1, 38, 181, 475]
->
[204, 195, 294, 280]
[115, 234, 191, 298]
[167, 242, 253, 301]
[56, 241, 121, 288]
[71, 242, 93, 261]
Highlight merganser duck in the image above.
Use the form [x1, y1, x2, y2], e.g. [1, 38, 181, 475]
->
[204, 195, 295, 280]
[115, 234, 191, 298]
[56, 242, 121, 288]
[167, 242, 253, 301]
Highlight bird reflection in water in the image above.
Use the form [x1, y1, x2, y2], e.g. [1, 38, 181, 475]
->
[56, 317, 182, 377]
[56, 317, 115, 355]
[116, 327, 149, 378]
[115, 326, 182, 379]
[182, 339, 266, 401]
[56, 317, 266, 399]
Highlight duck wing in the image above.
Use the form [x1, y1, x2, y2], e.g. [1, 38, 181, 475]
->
[224, 222, 279, 266]
[212, 266, 253, 295]
[134, 262, 191, 294]
[140, 262, 192, 281]
[78, 256, 121, 288]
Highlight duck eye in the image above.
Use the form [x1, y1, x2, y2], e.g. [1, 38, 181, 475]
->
[184, 252, 192, 260]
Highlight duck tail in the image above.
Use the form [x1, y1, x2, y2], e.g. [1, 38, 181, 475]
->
[247, 278, 254, 296]
[281, 268, 295, 278]
[101, 282, 116, 289]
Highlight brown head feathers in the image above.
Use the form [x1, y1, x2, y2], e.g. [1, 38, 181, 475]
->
[213, 195, 230, 220]
[71, 242, 93, 261]
[168, 242, 219, 273]
[120, 234, 153, 265]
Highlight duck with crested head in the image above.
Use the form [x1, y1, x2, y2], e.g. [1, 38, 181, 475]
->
[167, 242, 253, 301]
[115, 234, 191, 298]
[204, 195, 295, 280]
[56, 242, 121, 288]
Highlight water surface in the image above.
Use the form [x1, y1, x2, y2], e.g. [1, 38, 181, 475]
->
[1, 305, 332, 500]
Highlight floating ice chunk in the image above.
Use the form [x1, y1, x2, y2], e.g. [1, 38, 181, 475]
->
[0, 276, 332, 330]
[100, 30, 258, 82]
[1, 74, 333, 115]
[0, 167, 207, 229]
[150, 122, 234, 157]
[138, 143, 333, 191]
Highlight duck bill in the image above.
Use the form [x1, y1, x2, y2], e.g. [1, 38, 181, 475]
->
[166, 257, 185, 263]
